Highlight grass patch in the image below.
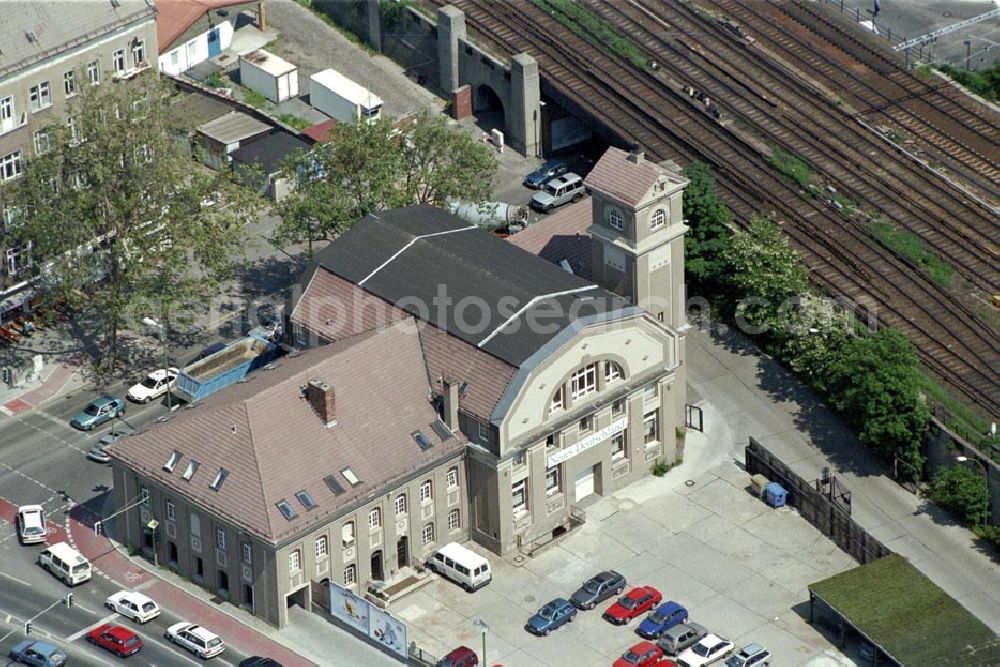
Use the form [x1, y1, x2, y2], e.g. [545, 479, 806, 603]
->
[295, 0, 378, 55]
[770, 147, 815, 189]
[935, 63, 1000, 102]
[278, 114, 312, 130]
[532, 0, 647, 70]
[204, 72, 226, 89]
[916, 371, 997, 461]
[868, 221, 954, 287]
[263, 35, 283, 51]
[242, 88, 268, 109]
[913, 64, 932, 79]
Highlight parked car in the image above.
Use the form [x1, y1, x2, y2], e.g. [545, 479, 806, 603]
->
[676, 634, 734, 667]
[525, 597, 577, 636]
[70, 395, 125, 430]
[523, 159, 570, 188]
[86, 624, 143, 658]
[127, 368, 178, 403]
[725, 643, 770, 667]
[17, 504, 46, 545]
[435, 645, 478, 667]
[529, 172, 585, 213]
[105, 591, 161, 624]
[7, 640, 67, 666]
[238, 659, 283, 667]
[571, 570, 627, 610]
[88, 428, 132, 463]
[603, 585, 662, 625]
[657, 622, 708, 657]
[164, 622, 225, 659]
[614, 641, 665, 667]
[637, 601, 689, 639]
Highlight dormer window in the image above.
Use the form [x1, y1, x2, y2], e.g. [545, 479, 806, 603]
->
[609, 208, 624, 231]
[650, 208, 665, 229]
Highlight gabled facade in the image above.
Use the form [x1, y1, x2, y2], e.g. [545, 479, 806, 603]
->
[0, 0, 157, 302]
[156, 1, 263, 76]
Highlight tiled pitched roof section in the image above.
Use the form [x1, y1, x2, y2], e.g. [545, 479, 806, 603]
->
[110, 319, 465, 543]
[507, 200, 593, 279]
[583, 146, 662, 208]
[416, 321, 516, 422]
[290, 269, 409, 342]
[156, 0, 249, 54]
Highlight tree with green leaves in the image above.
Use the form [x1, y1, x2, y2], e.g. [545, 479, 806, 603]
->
[720, 214, 809, 332]
[681, 161, 732, 289]
[7, 71, 261, 371]
[929, 464, 990, 525]
[824, 327, 929, 471]
[272, 110, 497, 257]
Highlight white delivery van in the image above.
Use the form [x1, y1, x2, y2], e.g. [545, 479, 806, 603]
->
[39, 542, 92, 586]
[428, 542, 492, 591]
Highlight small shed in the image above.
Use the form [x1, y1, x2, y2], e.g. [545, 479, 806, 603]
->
[239, 49, 299, 103]
[809, 554, 1000, 665]
[230, 131, 311, 201]
[196, 111, 272, 171]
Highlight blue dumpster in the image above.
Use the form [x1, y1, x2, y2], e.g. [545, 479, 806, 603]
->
[764, 482, 787, 508]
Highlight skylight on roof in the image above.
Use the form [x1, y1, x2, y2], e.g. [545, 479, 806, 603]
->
[210, 468, 229, 491]
[412, 430, 433, 451]
[431, 419, 452, 440]
[182, 460, 200, 481]
[324, 475, 344, 496]
[276, 500, 298, 521]
[341, 468, 361, 487]
[295, 490, 316, 510]
[163, 450, 183, 472]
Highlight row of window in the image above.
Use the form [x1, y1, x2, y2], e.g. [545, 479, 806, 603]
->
[608, 207, 666, 232]
[0, 41, 145, 136]
[550, 360, 626, 413]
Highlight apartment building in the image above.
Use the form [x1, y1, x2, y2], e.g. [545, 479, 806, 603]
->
[0, 0, 157, 307]
[111, 318, 468, 627]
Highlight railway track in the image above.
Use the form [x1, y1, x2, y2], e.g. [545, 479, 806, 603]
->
[436, 0, 1000, 416]
[595, 0, 998, 297]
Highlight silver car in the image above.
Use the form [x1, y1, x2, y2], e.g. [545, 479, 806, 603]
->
[530, 173, 585, 213]
[658, 622, 708, 656]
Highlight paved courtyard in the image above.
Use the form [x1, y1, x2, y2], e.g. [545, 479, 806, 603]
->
[394, 427, 858, 666]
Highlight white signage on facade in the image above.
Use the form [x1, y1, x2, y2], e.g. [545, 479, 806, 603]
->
[548, 417, 627, 467]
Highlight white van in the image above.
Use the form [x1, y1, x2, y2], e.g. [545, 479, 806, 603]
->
[39, 542, 92, 586]
[428, 542, 492, 591]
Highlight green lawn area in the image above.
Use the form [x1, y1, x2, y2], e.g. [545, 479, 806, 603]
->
[810, 554, 1000, 665]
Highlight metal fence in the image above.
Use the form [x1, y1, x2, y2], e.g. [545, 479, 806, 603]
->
[745, 437, 892, 565]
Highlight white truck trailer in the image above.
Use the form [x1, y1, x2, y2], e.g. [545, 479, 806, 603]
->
[239, 50, 298, 103]
[309, 68, 383, 124]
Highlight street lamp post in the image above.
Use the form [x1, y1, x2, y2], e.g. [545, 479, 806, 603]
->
[142, 316, 172, 411]
[473, 618, 488, 666]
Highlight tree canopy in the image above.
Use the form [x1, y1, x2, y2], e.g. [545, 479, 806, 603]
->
[272, 110, 498, 256]
[681, 161, 732, 289]
[7, 71, 260, 370]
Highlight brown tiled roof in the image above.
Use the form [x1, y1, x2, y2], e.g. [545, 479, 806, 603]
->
[156, 0, 250, 54]
[301, 119, 337, 144]
[584, 146, 662, 207]
[290, 269, 409, 342]
[110, 319, 464, 543]
[416, 321, 516, 422]
[507, 200, 593, 279]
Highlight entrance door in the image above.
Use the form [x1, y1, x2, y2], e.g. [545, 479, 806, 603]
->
[207, 28, 221, 57]
[370, 550, 384, 581]
[243, 584, 254, 612]
[575, 464, 596, 501]
[396, 536, 409, 569]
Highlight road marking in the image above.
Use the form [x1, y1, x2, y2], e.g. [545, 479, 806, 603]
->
[5, 412, 90, 455]
[0, 570, 32, 587]
[65, 612, 117, 642]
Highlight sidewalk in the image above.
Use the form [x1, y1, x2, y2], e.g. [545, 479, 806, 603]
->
[0, 360, 84, 416]
[686, 325, 1000, 633]
[65, 503, 316, 666]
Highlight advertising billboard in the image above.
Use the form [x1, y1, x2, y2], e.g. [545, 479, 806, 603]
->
[369, 605, 408, 660]
[328, 581, 370, 634]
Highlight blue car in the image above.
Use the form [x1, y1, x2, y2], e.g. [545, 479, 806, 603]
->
[8, 639, 67, 666]
[523, 159, 569, 188]
[636, 600, 688, 640]
[525, 597, 577, 636]
[70, 395, 126, 431]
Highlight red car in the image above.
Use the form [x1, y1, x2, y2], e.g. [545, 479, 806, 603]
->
[86, 624, 143, 658]
[603, 586, 662, 625]
[613, 641, 667, 667]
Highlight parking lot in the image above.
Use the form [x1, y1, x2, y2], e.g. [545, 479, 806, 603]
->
[394, 435, 858, 666]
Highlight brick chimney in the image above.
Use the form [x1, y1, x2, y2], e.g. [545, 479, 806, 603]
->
[306, 379, 336, 427]
[627, 143, 644, 164]
[443, 379, 460, 432]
